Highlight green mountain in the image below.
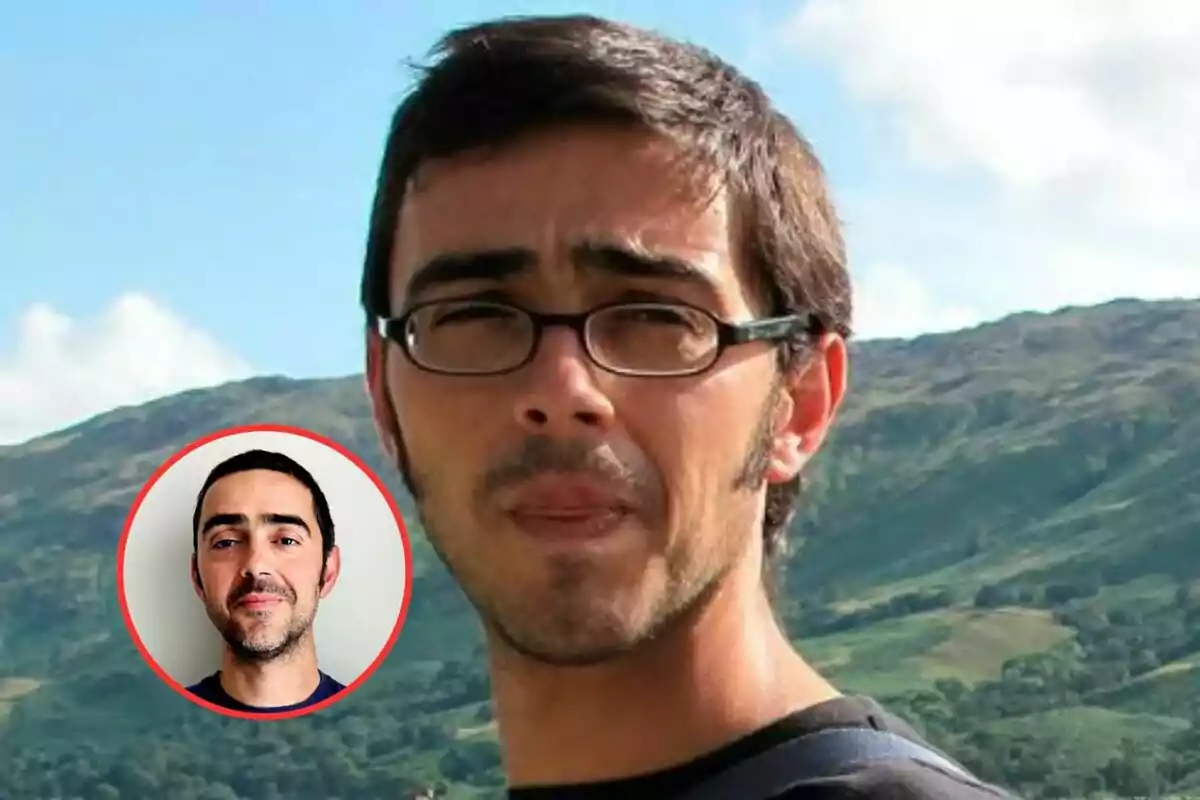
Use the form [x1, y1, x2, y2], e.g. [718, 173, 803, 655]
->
[2, 297, 1199, 799]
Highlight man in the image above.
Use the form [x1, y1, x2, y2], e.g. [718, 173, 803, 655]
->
[363, 14, 1018, 799]
[186, 449, 345, 713]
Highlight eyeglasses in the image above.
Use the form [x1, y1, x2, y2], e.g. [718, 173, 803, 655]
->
[374, 298, 818, 378]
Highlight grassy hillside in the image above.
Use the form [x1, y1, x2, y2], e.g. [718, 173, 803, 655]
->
[794, 299, 1200, 601]
[983, 707, 1188, 779]
[1095, 658, 1200, 717]
[1, 297, 1199, 799]
[806, 607, 1076, 695]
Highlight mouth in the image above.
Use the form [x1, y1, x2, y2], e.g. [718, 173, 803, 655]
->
[235, 593, 285, 609]
[504, 476, 636, 542]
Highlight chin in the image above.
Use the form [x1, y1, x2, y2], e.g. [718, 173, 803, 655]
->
[492, 616, 644, 667]
[493, 583, 670, 662]
[235, 634, 291, 659]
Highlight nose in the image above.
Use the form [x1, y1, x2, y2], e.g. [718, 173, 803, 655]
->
[513, 326, 616, 435]
[239, 535, 276, 579]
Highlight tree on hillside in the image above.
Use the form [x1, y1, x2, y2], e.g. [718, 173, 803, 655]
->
[974, 584, 1018, 608]
[1101, 739, 1163, 799]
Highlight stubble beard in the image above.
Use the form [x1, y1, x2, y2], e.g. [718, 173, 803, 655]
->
[385, 382, 781, 667]
[210, 598, 317, 665]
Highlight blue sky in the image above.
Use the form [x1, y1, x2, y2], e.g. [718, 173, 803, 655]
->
[3, 2, 1198, 443]
[2, 0, 866, 378]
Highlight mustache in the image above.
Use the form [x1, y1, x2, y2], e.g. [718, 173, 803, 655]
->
[479, 435, 658, 504]
[228, 576, 295, 606]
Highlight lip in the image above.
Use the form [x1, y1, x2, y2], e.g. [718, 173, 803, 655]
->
[236, 593, 284, 608]
[504, 475, 635, 541]
[504, 474, 635, 513]
[509, 507, 630, 542]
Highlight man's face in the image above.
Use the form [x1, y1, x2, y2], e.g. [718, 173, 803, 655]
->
[192, 469, 337, 662]
[368, 126, 841, 665]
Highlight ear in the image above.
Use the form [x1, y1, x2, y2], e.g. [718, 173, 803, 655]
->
[318, 545, 342, 599]
[365, 328, 401, 463]
[765, 333, 849, 484]
[190, 553, 205, 599]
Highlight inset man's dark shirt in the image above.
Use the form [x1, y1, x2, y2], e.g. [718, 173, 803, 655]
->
[187, 671, 345, 713]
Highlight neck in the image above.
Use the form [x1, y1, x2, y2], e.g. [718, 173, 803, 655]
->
[491, 555, 841, 788]
[218, 638, 322, 708]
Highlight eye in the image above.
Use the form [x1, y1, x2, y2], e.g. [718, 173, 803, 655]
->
[625, 307, 692, 325]
[211, 539, 236, 550]
[279, 537, 301, 546]
[607, 304, 708, 333]
[432, 302, 518, 327]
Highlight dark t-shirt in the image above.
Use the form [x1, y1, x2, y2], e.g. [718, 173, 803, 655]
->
[187, 671, 345, 713]
[507, 695, 1018, 799]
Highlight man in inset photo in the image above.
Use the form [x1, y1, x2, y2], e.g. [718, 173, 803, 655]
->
[186, 449, 345, 713]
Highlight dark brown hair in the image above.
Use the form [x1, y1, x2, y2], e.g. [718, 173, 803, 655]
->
[191, 449, 336, 588]
[360, 14, 852, 561]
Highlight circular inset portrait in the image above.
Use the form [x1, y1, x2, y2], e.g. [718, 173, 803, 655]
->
[117, 423, 411, 720]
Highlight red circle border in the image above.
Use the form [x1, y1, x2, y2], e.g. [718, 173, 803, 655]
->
[114, 422, 413, 722]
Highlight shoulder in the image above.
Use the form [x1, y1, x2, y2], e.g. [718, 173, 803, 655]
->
[764, 696, 1022, 799]
[185, 672, 221, 696]
[776, 759, 1019, 799]
[317, 672, 347, 696]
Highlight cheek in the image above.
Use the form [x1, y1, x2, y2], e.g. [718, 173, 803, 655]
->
[391, 366, 506, 480]
[287, 553, 325, 587]
[644, 374, 762, 486]
[198, 564, 231, 600]
[617, 387, 715, 504]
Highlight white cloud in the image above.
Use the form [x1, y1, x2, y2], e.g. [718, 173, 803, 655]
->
[0, 293, 252, 445]
[853, 262, 983, 339]
[783, 0, 1200, 336]
[1035, 243, 1200, 308]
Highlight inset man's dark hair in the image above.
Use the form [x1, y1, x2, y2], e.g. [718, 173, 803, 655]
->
[191, 449, 336, 566]
[360, 14, 853, 562]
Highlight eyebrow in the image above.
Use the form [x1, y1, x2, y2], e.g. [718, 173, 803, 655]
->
[401, 240, 721, 303]
[200, 513, 311, 539]
[572, 241, 718, 293]
[404, 248, 536, 300]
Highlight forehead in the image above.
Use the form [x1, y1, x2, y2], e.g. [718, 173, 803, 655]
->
[200, 469, 314, 516]
[391, 125, 752, 305]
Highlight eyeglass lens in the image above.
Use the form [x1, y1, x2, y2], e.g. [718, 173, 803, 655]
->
[402, 300, 721, 375]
